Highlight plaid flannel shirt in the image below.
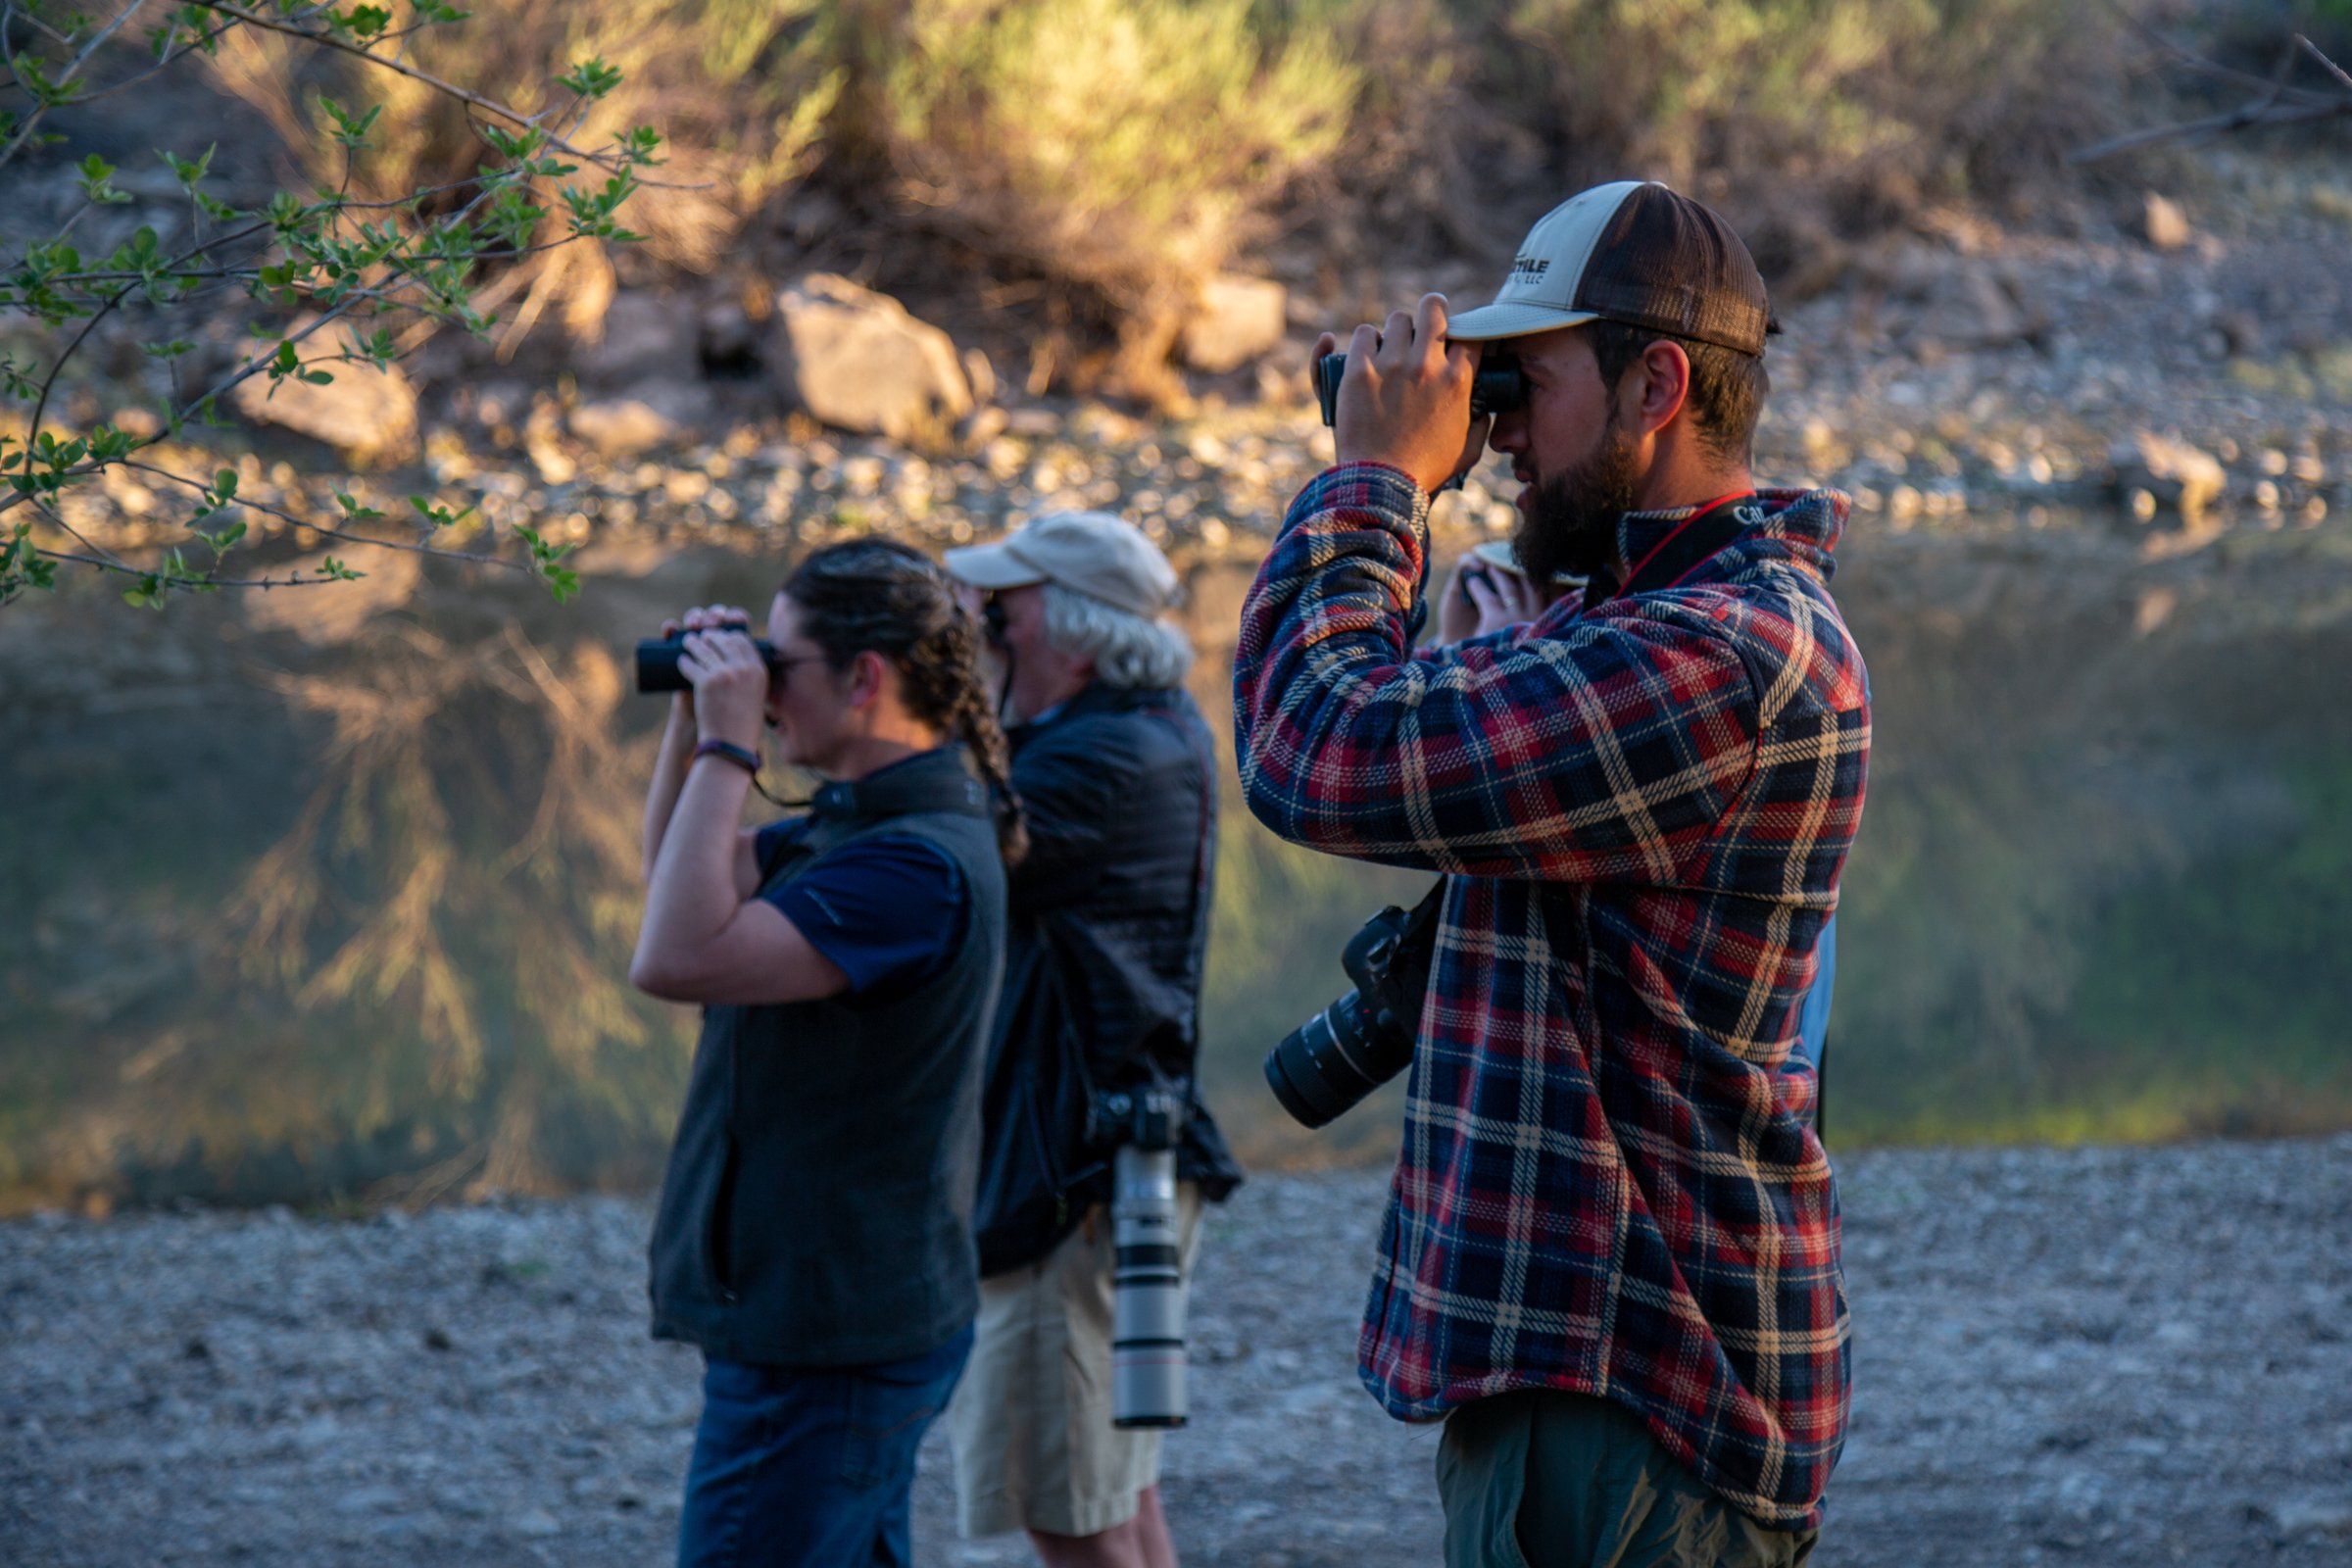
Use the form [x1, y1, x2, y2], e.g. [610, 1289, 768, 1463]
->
[1233, 463, 1869, 1529]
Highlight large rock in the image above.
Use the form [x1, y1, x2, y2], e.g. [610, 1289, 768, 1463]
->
[567, 381, 713, 462]
[1180, 273, 1290, 373]
[768, 275, 971, 440]
[1877, 252, 2045, 352]
[230, 323, 416, 465]
[2110, 432, 2227, 529]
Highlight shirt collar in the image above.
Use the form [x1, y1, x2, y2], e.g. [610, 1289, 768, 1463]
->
[808, 745, 986, 821]
[1589, 487, 1850, 602]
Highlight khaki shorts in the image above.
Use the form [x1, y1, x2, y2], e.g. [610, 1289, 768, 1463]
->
[947, 1184, 1204, 1539]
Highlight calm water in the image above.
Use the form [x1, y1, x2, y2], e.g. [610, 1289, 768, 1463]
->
[7, 515, 2352, 1211]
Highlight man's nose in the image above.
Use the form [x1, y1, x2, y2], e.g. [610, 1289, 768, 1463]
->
[1489, 409, 1528, 454]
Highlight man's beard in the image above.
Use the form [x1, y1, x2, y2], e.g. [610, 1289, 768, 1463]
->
[1510, 415, 1643, 587]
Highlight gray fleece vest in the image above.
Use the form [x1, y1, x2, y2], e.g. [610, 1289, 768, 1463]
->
[647, 747, 1007, 1366]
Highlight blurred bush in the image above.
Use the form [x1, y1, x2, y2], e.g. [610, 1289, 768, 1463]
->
[196, 0, 2148, 381]
[841, 0, 1356, 385]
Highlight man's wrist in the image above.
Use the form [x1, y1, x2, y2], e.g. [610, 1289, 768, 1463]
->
[1329, 456, 1422, 488]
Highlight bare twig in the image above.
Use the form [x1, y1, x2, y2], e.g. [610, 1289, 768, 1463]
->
[179, 2, 692, 187]
[34, 546, 362, 589]
[2076, 17, 2352, 163]
[2302, 33, 2352, 95]
[121, 460, 526, 574]
[26, 498, 133, 571]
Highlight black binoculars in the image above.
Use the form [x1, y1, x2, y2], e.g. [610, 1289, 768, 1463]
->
[634, 624, 781, 694]
[1313, 352, 1528, 428]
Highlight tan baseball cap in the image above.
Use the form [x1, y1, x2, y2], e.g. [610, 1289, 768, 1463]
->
[1446, 180, 1774, 355]
[944, 510, 1179, 617]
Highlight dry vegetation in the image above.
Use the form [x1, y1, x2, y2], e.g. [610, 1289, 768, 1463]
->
[200, 0, 2176, 391]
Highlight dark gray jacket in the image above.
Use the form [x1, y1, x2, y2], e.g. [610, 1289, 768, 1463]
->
[972, 683, 1243, 1276]
[647, 748, 1007, 1365]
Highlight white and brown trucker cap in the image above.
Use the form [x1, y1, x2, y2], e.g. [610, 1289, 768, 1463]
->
[943, 510, 1179, 617]
[1445, 180, 1774, 355]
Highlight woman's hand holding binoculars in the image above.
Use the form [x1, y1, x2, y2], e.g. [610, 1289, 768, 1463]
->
[665, 604, 769, 751]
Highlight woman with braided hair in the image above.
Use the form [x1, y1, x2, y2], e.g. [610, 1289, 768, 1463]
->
[631, 537, 1018, 1568]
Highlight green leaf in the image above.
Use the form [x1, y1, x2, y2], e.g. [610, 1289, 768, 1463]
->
[407, 495, 477, 531]
[557, 58, 624, 99]
[74, 153, 128, 205]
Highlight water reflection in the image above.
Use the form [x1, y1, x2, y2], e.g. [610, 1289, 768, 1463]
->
[6, 516, 2352, 1212]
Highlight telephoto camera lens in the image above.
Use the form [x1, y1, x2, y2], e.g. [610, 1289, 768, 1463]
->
[1263, 891, 1441, 1129]
[1262, 984, 1416, 1130]
[1260, 893, 1420, 1128]
[1109, 1141, 1188, 1428]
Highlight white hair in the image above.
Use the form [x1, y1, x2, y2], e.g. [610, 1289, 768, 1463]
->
[1040, 583, 1195, 690]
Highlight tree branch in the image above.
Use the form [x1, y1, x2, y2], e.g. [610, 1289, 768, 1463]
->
[35, 546, 368, 589]
[2075, 19, 2352, 163]
[121, 459, 528, 574]
[183, 2, 611, 168]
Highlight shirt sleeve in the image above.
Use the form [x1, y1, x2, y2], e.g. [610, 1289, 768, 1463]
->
[760, 833, 968, 995]
[1231, 462, 1761, 883]
[752, 817, 808, 876]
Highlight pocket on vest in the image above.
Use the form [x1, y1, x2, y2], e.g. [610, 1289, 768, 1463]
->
[705, 1137, 742, 1302]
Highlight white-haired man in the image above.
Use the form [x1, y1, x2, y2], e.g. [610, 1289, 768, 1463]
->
[943, 512, 1243, 1568]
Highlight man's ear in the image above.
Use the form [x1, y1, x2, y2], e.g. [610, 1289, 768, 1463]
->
[1630, 339, 1692, 439]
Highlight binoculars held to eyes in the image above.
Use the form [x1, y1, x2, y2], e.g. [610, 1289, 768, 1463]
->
[1313, 352, 1529, 429]
[634, 622, 782, 694]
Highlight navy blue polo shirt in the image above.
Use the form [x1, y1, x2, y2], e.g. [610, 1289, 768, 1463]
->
[753, 822, 968, 994]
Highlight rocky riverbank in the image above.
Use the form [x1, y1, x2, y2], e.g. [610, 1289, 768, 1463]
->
[38, 150, 2352, 594]
[4, 1136, 2349, 1567]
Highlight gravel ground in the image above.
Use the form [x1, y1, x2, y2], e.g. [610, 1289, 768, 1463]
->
[4, 1137, 2349, 1567]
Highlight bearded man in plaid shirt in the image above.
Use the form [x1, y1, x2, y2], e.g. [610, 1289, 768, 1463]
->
[1234, 182, 1869, 1566]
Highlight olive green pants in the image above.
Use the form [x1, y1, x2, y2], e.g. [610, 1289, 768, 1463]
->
[1436, 1392, 1820, 1568]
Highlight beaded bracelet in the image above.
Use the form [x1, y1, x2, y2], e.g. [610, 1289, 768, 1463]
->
[692, 738, 760, 777]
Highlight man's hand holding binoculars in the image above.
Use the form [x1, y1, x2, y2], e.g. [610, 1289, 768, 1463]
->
[1315, 293, 1492, 496]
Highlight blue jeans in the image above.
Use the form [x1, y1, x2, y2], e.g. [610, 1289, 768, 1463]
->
[676, 1327, 973, 1568]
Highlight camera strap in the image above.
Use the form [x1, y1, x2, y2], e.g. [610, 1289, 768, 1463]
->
[1395, 880, 1447, 982]
[1595, 491, 1757, 608]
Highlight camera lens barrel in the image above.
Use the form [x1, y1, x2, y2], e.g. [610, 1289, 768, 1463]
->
[1109, 1144, 1187, 1429]
[1263, 988, 1415, 1129]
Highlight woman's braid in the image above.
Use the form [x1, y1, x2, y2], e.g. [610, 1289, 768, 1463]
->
[783, 539, 1028, 864]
